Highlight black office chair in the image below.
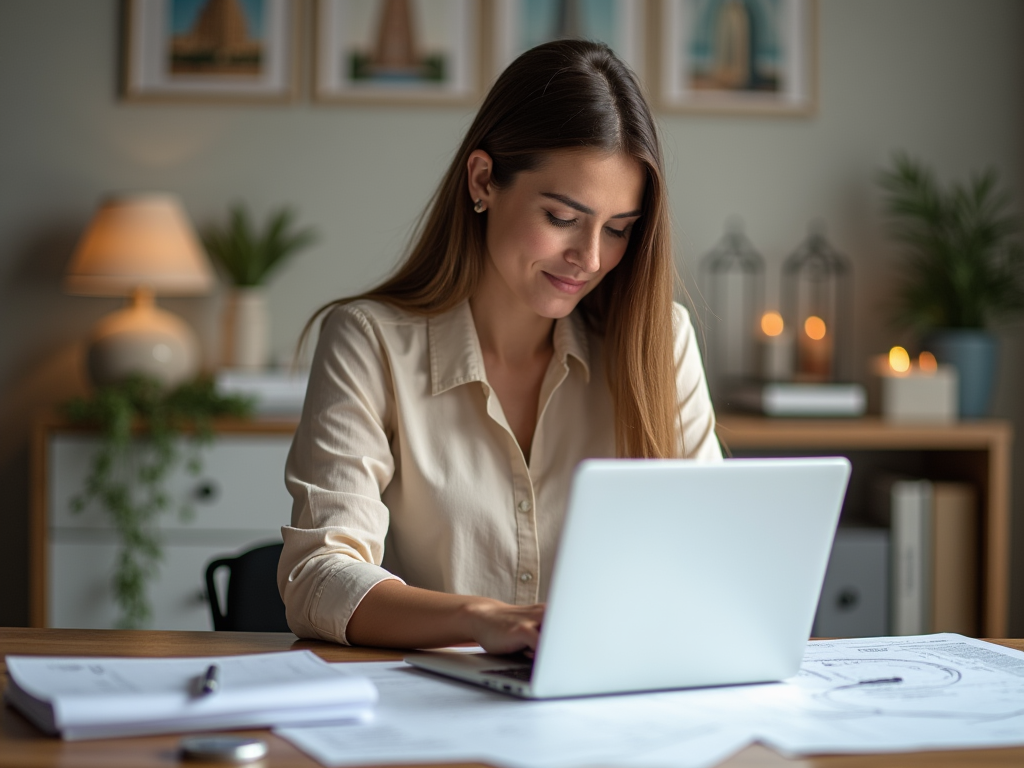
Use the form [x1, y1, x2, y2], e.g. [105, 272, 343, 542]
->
[205, 542, 291, 632]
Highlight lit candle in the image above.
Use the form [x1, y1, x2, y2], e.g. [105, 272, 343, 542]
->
[798, 315, 833, 381]
[889, 345, 911, 374]
[759, 311, 794, 381]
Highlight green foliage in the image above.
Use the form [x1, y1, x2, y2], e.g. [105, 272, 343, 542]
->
[62, 377, 254, 629]
[878, 152, 1024, 332]
[202, 204, 317, 287]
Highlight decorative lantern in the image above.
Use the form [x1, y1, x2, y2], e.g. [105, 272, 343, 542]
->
[781, 224, 852, 383]
[698, 220, 765, 399]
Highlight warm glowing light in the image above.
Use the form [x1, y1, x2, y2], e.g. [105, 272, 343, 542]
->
[918, 351, 938, 373]
[889, 346, 911, 373]
[761, 311, 785, 337]
[804, 316, 827, 341]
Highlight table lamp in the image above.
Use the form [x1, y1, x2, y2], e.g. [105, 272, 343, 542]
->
[66, 193, 215, 388]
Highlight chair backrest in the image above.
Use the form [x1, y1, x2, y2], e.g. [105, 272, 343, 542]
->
[205, 542, 290, 632]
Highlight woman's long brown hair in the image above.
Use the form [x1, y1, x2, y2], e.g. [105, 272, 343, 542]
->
[302, 40, 680, 459]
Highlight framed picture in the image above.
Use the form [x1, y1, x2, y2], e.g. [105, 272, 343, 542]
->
[491, 0, 645, 82]
[314, 0, 481, 105]
[657, 0, 816, 115]
[122, 0, 300, 102]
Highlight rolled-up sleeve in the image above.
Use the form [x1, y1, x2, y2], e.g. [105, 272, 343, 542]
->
[278, 305, 405, 644]
[673, 303, 722, 461]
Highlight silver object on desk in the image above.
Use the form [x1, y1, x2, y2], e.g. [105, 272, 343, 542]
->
[180, 735, 268, 762]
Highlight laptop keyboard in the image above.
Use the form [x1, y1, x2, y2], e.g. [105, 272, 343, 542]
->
[482, 666, 533, 681]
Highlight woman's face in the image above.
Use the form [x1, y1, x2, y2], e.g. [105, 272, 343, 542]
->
[469, 149, 645, 320]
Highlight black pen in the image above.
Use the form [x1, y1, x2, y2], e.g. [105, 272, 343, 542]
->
[198, 664, 220, 696]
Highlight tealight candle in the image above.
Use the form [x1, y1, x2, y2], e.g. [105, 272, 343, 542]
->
[759, 311, 794, 381]
[876, 347, 958, 423]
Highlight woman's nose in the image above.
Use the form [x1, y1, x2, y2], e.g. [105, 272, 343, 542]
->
[567, 229, 602, 273]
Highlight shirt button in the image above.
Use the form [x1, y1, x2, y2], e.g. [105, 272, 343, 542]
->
[520, 572, 533, 582]
[517, 499, 532, 513]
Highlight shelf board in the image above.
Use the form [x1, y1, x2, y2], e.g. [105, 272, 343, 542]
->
[717, 415, 1012, 451]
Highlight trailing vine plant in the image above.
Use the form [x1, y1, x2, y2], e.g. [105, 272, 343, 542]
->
[62, 376, 253, 629]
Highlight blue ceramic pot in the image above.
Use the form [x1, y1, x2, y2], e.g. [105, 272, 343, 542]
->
[924, 329, 999, 419]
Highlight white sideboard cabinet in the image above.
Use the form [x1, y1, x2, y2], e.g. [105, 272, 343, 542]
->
[31, 418, 298, 630]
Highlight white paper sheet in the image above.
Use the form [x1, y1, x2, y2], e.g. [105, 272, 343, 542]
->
[276, 635, 1024, 768]
[275, 662, 752, 768]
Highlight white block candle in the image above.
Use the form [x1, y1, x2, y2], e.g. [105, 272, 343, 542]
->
[878, 348, 958, 423]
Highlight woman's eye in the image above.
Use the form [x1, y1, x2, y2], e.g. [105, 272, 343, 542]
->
[545, 212, 576, 228]
[605, 226, 629, 239]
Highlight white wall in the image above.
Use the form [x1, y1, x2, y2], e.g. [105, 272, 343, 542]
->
[1, 0, 1022, 628]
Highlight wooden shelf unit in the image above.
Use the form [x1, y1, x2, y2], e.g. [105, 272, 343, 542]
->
[716, 416, 1013, 637]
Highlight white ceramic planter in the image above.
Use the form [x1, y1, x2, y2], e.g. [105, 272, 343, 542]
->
[222, 287, 269, 370]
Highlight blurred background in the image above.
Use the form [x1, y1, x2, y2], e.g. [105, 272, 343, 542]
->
[1, 0, 1022, 632]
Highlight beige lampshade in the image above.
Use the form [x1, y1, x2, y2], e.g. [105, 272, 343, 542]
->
[65, 193, 214, 296]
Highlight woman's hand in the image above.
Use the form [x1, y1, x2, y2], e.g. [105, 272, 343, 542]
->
[345, 580, 544, 652]
[462, 599, 545, 655]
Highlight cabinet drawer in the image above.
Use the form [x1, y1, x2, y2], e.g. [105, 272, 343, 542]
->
[49, 434, 294, 532]
[47, 536, 281, 630]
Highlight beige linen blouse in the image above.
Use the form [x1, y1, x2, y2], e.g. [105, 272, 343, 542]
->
[278, 298, 721, 644]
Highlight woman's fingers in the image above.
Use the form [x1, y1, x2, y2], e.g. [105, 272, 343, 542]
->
[466, 600, 546, 655]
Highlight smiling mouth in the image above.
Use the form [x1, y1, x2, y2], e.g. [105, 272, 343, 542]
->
[543, 272, 588, 294]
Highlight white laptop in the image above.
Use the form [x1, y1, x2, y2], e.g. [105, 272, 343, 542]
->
[405, 457, 851, 699]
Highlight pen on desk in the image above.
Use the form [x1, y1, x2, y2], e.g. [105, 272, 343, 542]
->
[198, 664, 220, 696]
[857, 677, 903, 686]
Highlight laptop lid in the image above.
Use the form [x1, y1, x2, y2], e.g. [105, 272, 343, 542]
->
[527, 457, 850, 698]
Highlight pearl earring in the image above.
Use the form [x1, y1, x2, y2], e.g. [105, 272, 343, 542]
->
[473, 199, 486, 213]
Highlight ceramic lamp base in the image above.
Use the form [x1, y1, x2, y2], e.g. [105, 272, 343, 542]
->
[86, 287, 199, 388]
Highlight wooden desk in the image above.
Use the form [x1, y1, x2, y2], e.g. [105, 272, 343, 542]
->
[717, 416, 1013, 637]
[3, 628, 1024, 768]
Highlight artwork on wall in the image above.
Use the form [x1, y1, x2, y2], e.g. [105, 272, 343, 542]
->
[657, 0, 816, 115]
[122, 0, 300, 102]
[314, 0, 480, 104]
[492, 0, 645, 82]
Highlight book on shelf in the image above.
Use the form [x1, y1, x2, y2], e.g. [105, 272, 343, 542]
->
[4, 650, 377, 741]
[881, 479, 978, 636]
[725, 381, 867, 417]
[215, 368, 309, 415]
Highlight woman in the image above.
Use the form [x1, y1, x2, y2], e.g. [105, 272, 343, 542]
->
[279, 40, 721, 653]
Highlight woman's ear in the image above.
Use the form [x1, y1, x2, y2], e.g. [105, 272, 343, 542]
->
[466, 150, 495, 212]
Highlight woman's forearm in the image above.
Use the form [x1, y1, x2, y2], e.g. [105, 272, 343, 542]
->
[345, 580, 543, 653]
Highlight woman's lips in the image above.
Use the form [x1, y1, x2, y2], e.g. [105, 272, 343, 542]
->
[543, 272, 587, 294]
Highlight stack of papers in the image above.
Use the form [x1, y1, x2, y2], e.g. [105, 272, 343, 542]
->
[5, 650, 376, 740]
[276, 635, 1024, 768]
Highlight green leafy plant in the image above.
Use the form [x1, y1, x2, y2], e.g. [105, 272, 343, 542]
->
[202, 204, 318, 287]
[62, 377, 254, 629]
[878, 152, 1024, 332]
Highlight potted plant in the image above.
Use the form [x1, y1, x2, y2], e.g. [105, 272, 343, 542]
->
[203, 204, 317, 369]
[64, 376, 253, 628]
[878, 153, 1024, 417]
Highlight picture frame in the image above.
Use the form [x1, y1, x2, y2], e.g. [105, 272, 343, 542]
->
[314, 0, 481, 105]
[491, 0, 646, 84]
[122, 0, 301, 103]
[656, 0, 817, 116]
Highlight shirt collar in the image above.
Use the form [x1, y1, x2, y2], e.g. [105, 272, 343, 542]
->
[428, 300, 591, 396]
